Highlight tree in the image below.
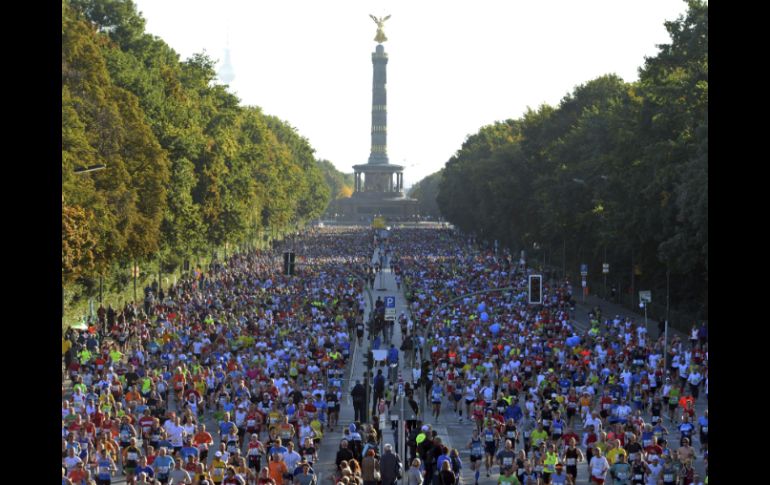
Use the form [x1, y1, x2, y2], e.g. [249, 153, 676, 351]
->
[409, 169, 444, 219]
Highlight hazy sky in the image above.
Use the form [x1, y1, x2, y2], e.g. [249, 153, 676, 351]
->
[132, 0, 689, 186]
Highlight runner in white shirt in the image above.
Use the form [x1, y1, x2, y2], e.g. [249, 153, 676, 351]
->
[589, 447, 610, 484]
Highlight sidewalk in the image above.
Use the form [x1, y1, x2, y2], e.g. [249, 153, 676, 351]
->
[572, 291, 688, 343]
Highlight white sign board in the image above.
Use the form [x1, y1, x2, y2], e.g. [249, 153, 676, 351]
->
[385, 296, 396, 321]
[372, 349, 388, 362]
[639, 291, 652, 303]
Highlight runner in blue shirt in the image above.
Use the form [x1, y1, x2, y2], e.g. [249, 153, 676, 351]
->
[151, 448, 174, 484]
[94, 455, 117, 485]
[179, 438, 200, 461]
[219, 413, 237, 442]
[431, 381, 444, 422]
[268, 438, 289, 459]
[698, 410, 708, 454]
[133, 456, 154, 483]
[678, 415, 695, 446]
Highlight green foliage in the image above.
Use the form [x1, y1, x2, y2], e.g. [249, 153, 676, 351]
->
[436, 1, 708, 317]
[408, 169, 444, 218]
[317, 159, 355, 200]
[63, 0, 332, 313]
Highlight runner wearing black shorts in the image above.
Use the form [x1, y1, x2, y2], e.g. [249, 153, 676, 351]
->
[482, 424, 499, 478]
[467, 431, 484, 485]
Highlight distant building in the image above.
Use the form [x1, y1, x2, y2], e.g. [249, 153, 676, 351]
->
[218, 46, 235, 85]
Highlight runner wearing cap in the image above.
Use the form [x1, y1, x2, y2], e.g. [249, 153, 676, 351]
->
[211, 451, 228, 485]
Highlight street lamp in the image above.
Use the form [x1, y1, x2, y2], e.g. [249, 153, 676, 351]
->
[64, 164, 108, 327]
[572, 174, 610, 301]
[73, 164, 107, 174]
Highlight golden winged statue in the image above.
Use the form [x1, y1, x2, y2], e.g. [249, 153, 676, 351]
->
[370, 14, 391, 43]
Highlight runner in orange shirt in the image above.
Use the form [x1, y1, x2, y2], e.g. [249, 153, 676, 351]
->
[172, 367, 187, 404]
[193, 424, 215, 463]
[268, 453, 288, 485]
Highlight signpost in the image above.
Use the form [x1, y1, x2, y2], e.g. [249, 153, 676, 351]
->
[397, 371, 405, 468]
[602, 263, 609, 299]
[580, 264, 588, 302]
[385, 296, 396, 321]
[639, 291, 651, 329]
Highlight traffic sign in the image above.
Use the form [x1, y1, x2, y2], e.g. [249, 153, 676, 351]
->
[602, 263, 609, 274]
[385, 296, 396, 321]
[639, 291, 652, 303]
[580, 263, 588, 276]
[528, 275, 542, 304]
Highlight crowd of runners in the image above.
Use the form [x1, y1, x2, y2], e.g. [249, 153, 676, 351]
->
[385, 229, 708, 485]
[62, 228, 375, 485]
[62, 226, 708, 485]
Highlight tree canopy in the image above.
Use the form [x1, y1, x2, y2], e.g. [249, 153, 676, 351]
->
[436, 0, 708, 320]
[63, 0, 333, 305]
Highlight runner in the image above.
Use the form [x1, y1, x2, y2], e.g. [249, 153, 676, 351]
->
[121, 437, 143, 485]
[467, 429, 485, 485]
[482, 420, 501, 478]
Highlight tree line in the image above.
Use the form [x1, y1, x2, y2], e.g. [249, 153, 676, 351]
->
[431, 1, 707, 320]
[62, 0, 346, 309]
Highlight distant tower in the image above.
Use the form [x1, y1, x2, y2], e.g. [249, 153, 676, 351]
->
[368, 44, 388, 165]
[218, 31, 235, 85]
[329, 14, 418, 220]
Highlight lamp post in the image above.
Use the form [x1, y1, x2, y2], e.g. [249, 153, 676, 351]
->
[64, 164, 108, 328]
[572, 174, 610, 300]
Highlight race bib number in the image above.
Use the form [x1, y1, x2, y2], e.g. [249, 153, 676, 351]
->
[567, 458, 576, 465]
[503, 457, 513, 466]
[127, 452, 138, 461]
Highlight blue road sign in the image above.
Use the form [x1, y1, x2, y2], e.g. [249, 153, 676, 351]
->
[385, 296, 396, 321]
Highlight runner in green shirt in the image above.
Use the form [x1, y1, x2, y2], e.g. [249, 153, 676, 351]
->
[498, 467, 521, 485]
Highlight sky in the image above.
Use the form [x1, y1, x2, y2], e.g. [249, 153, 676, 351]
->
[132, 0, 689, 187]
